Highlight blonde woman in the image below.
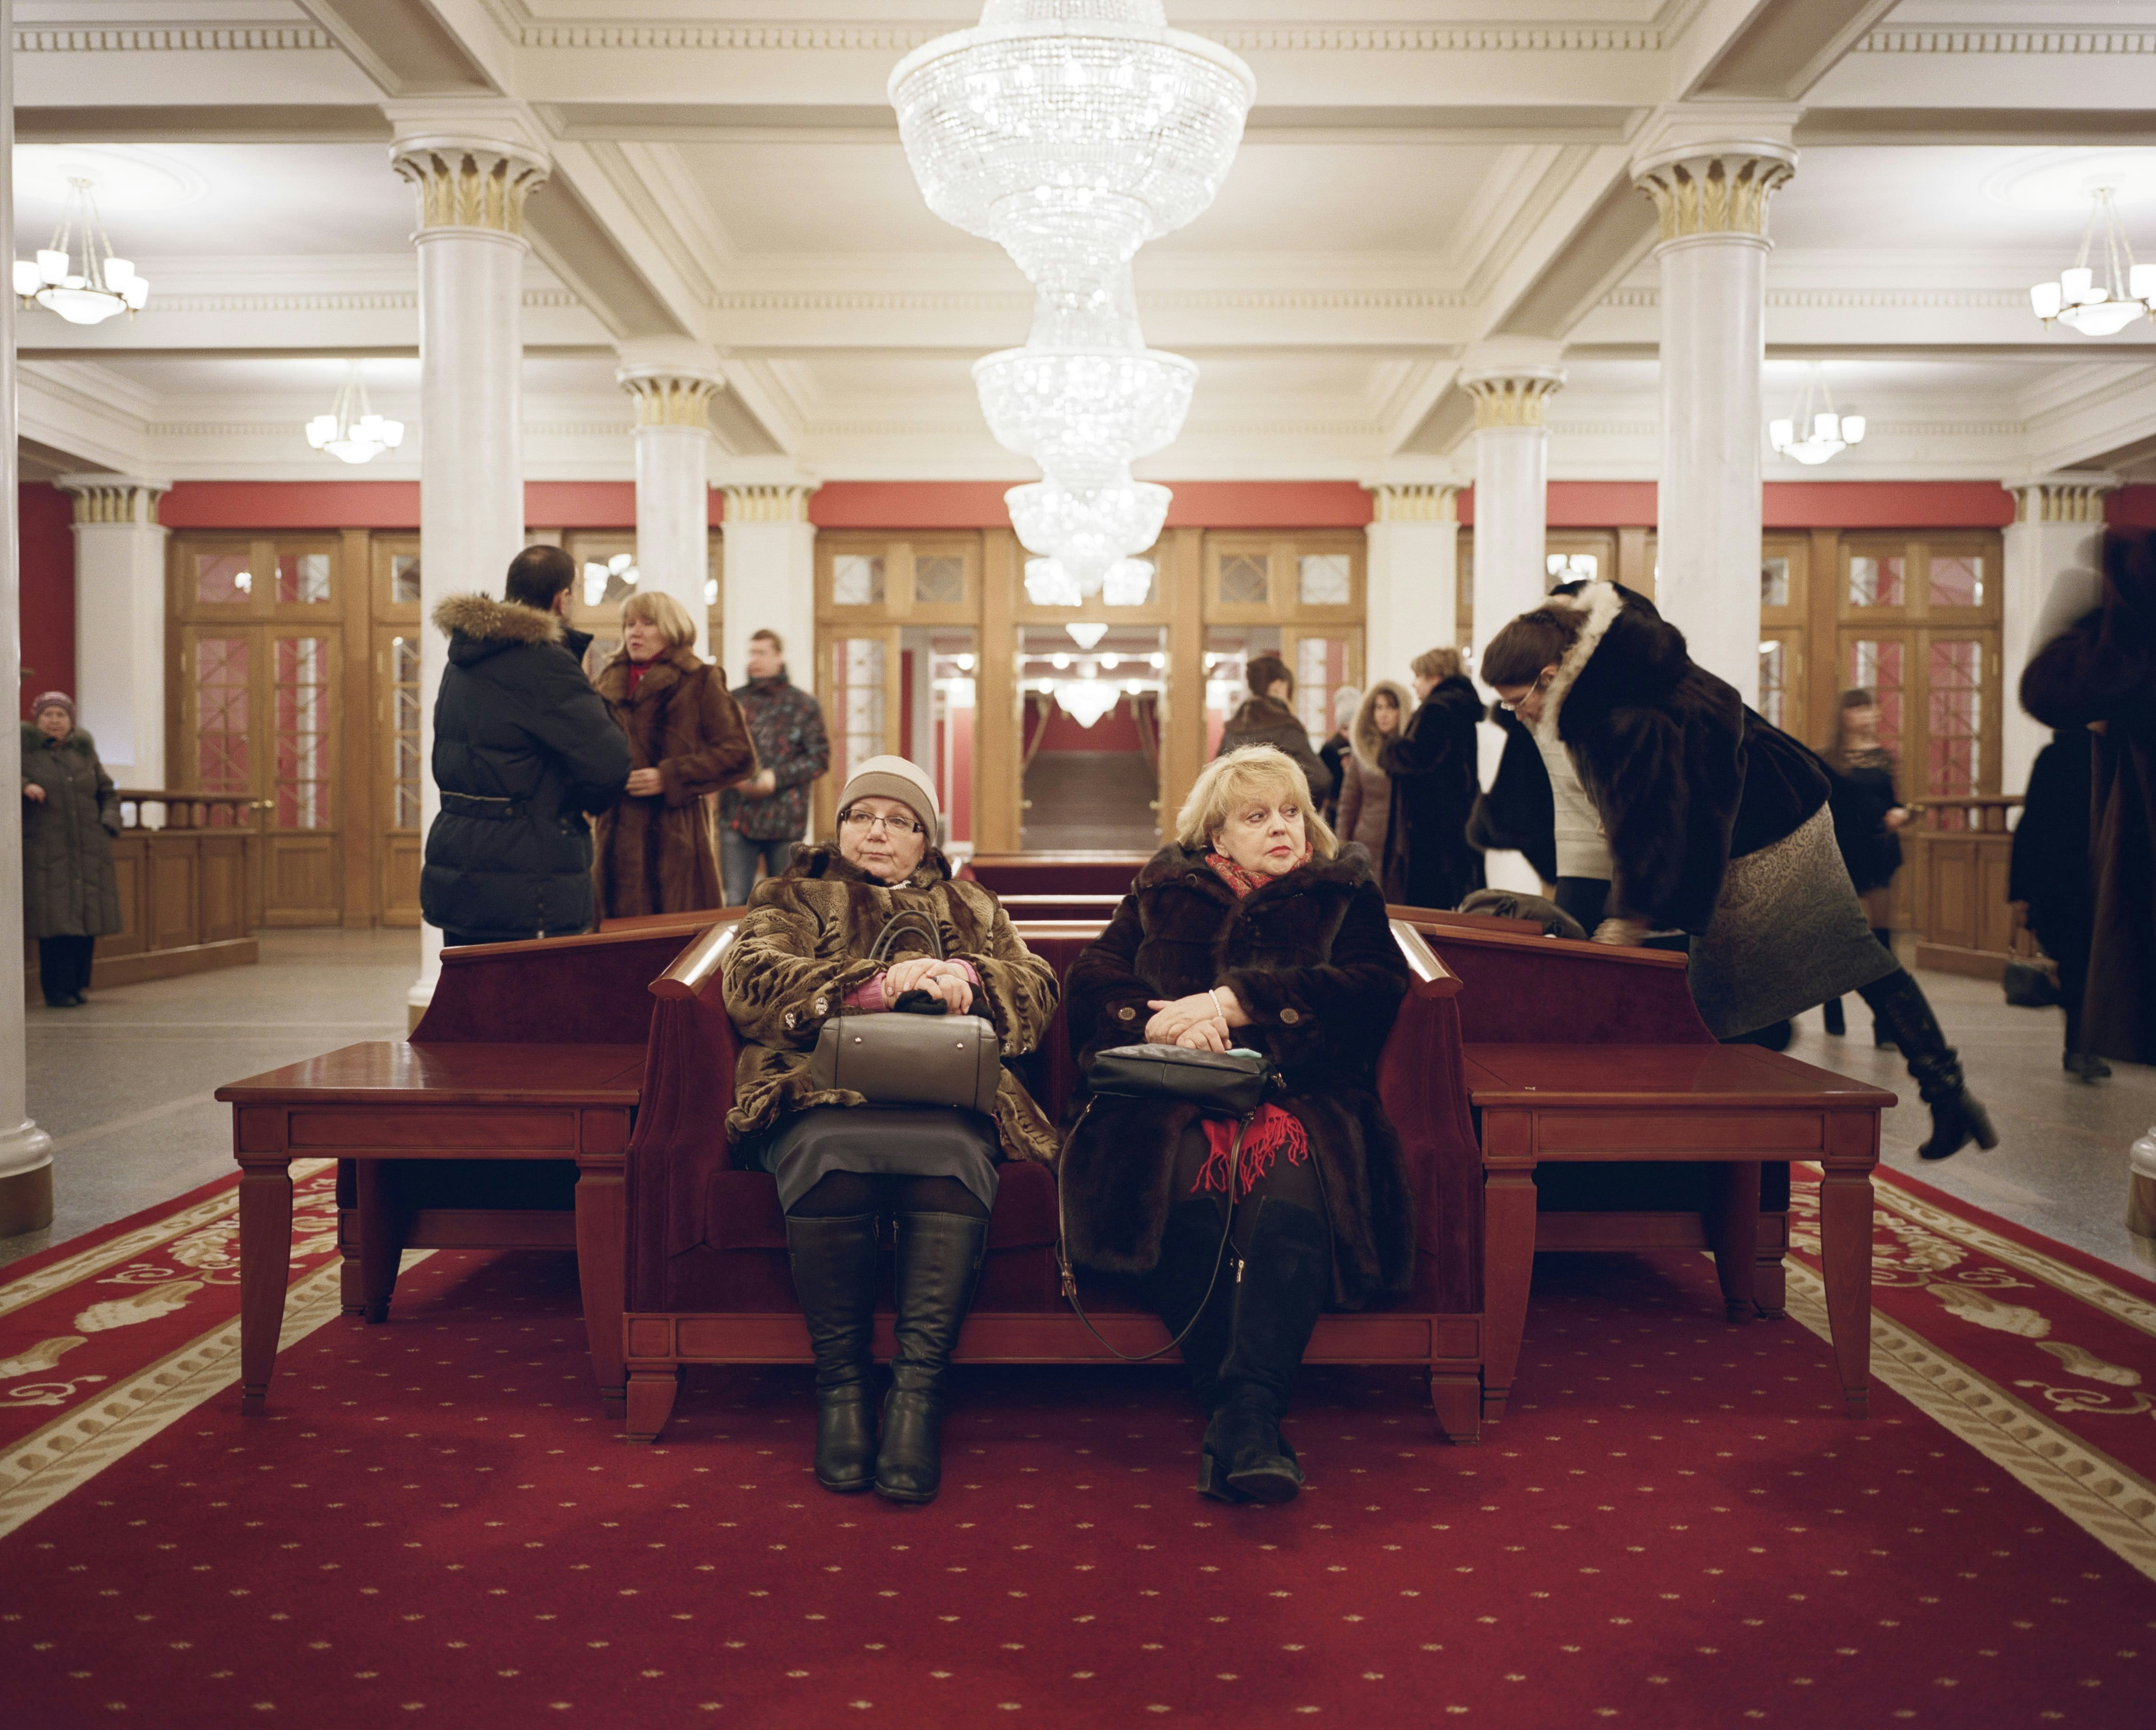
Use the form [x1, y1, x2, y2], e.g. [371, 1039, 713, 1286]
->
[592, 590, 756, 917]
[1059, 745, 1414, 1504]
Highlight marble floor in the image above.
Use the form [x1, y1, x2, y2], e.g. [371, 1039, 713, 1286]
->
[2, 929, 2151, 1277]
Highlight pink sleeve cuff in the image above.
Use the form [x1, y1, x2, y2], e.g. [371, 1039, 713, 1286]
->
[844, 973, 888, 1012]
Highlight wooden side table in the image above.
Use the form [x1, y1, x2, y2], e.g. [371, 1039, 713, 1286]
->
[217, 1042, 645, 1417]
[1462, 1043, 1894, 1424]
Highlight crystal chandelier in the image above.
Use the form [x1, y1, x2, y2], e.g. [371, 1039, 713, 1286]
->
[1769, 368, 1866, 467]
[11, 177, 149, 326]
[2030, 183, 2156, 336]
[306, 366, 406, 465]
[891, 2, 1252, 603]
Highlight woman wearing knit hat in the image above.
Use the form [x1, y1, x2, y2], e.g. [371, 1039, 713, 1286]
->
[719, 753, 1061, 1504]
[20, 693, 123, 1008]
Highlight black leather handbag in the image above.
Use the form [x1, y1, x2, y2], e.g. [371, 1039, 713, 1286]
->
[1055, 1039, 1280, 1363]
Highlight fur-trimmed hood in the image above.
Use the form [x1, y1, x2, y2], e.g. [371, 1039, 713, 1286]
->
[434, 593, 565, 667]
[1350, 681, 1413, 773]
[20, 722, 100, 757]
[783, 839, 956, 891]
[1533, 579, 1660, 743]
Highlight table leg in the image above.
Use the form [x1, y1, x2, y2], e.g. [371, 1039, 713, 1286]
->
[576, 1156, 628, 1419]
[355, 1160, 402, 1324]
[1819, 1124, 1878, 1419]
[1481, 1150, 1538, 1424]
[237, 1153, 294, 1416]
[1708, 1160, 1760, 1323]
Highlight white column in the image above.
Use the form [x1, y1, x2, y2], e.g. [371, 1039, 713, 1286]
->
[617, 341, 722, 660]
[1459, 353, 1565, 672]
[56, 477, 169, 787]
[1632, 112, 1797, 703]
[388, 107, 550, 1015]
[0, 2, 54, 1235]
[1363, 483, 1461, 690]
[720, 482, 818, 708]
[2003, 474, 2116, 796]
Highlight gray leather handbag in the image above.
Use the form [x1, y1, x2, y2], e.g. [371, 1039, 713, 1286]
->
[806, 910, 1002, 1116]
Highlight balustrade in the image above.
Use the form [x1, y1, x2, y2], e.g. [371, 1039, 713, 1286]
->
[1896, 794, 2033, 978]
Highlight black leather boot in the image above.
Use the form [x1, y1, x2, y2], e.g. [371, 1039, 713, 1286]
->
[1137, 1197, 1237, 1413]
[876, 1211, 988, 1505]
[1857, 967, 1999, 1161]
[1822, 998, 1846, 1037]
[1199, 1197, 1328, 1506]
[784, 1212, 881, 1494]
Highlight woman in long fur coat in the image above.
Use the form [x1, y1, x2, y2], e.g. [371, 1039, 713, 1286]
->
[592, 591, 756, 917]
[1061, 745, 1412, 1505]
[1334, 680, 1409, 894]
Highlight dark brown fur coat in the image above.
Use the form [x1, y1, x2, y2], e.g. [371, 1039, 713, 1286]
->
[592, 646, 755, 917]
[719, 843, 1062, 1161]
[1059, 845, 1414, 1308]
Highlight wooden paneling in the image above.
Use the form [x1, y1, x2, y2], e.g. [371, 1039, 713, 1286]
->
[201, 837, 248, 942]
[263, 835, 338, 926]
[151, 849, 199, 948]
[381, 835, 424, 926]
[105, 838, 147, 958]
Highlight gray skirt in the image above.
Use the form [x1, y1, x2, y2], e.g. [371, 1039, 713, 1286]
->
[745, 1105, 1002, 1215]
[1687, 803, 1899, 1039]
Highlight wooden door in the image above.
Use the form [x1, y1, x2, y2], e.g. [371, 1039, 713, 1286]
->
[370, 535, 425, 926]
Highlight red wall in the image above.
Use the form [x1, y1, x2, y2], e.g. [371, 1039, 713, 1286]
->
[158, 481, 647, 530]
[1027, 692, 1145, 753]
[2108, 485, 2156, 528]
[19, 484, 74, 719]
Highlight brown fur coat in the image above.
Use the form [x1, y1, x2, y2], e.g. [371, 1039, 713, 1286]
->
[592, 646, 756, 917]
[1059, 845, 1414, 1308]
[719, 843, 1062, 1162]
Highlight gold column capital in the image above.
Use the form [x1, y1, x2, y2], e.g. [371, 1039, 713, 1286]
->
[55, 475, 169, 526]
[1631, 143, 1795, 242]
[391, 136, 550, 237]
[619, 371, 721, 429]
[1459, 369, 1565, 431]
[1366, 483, 1461, 523]
[721, 483, 818, 524]
[2014, 474, 2120, 523]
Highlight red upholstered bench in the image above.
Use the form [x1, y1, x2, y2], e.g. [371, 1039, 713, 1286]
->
[618, 917, 1487, 1444]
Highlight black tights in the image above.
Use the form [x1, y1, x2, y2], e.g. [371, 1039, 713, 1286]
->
[1170, 1122, 1322, 1259]
[787, 1169, 989, 1221]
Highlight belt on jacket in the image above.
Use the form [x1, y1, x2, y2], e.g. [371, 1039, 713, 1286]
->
[439, 790, 532, 822]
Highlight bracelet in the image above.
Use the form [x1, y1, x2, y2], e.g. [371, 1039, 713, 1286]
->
[1210, 986, 1232, 1030]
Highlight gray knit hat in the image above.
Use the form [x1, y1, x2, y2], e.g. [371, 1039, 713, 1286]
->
[838, 754, 942, 843]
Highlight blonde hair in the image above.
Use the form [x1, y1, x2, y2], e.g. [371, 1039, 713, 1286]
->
[1175, 745, 1338, 858]
[1411, 646, 1464, 683]
[621, 589, 696, 648]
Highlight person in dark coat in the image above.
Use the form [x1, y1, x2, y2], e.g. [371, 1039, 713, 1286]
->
[1820, 688, 1910, 1046]
[2011, 727, 2105, 1080]
[1480, 581, 1996, 1161]
[1315, 685, 1357, 829]
[2021, 528, 2156, 1068]
[421, 546, 633, 947]
[719, 628, 830, 905]
[20, 692, 121, 1007]
[1061, 744, 1412, 1505]
[1378, 647, 1486, 911]
[1215, 653, 1331, 801]
[592, 590, 756, 918]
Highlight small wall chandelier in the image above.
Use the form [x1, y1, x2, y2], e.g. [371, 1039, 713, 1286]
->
[306, 365, 406, 465]
[2030, 183, 2155, 335]
[1769, 368, 1865, 467]
[11, 176, 149, 326]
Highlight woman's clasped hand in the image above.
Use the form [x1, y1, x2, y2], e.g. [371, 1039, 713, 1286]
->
[883, 954, 974, 1013]
[1144, 987, 1247, 1050]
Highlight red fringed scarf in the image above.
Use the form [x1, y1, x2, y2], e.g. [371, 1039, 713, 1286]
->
[1192, 846, 1312, 1197]
[1204, 846, 1308, 899]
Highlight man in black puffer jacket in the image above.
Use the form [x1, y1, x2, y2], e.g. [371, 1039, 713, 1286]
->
[420, 546, 632, 947]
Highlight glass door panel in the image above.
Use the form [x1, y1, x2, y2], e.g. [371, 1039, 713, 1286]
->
[901, 628, 979, 853]
[1203, 625, 1280, 759]
[189, 632, 252, 793]
[1924, 635, 1984, 814]
[1284, 630, 1361, 753]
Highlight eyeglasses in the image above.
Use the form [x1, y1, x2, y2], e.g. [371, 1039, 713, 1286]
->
[841, 810, 924, 837]
[1495, 673, 1553, 714]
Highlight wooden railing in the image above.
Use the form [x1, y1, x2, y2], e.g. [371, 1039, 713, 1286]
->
[1896, 794, 2034, 979]
[65, 790, 265, 990]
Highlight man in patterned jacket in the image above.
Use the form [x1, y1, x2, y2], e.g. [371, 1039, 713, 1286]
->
[719, 628, 832, 904]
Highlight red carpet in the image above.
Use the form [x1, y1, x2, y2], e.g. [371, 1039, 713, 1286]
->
[4, 1169, 2155, 1728]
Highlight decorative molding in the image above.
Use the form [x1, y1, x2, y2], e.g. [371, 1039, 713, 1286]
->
[12, 27, 336, 52]
[1460, 371, 1565, 431]
[1366, 483, 1460, 524]
[2015, 477, 2120, 523]
[392, 143, 550, 238]
[1632, 149, 1796, 243]
[621, 373, 719, 429]
[721, 483, 817, 524]
[1549, 420, 1657, 437]
[1605, 286, 2057, 310]
[56, 476, 167, 527]
[507, 24, 1659, 52]
[1872, 420, 2026, 437]
[1859, 31, 2156, 55]
[521, 25, 938, 51]
[140, 288, 577, 313]
[704, 286, 1466, 313]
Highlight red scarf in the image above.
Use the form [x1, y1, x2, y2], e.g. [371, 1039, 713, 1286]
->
[1191, 844, 1313, 1196]
[626, 659, 652, 694]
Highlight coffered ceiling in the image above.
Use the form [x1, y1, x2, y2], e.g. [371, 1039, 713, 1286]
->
[14, 0, 2156, 487]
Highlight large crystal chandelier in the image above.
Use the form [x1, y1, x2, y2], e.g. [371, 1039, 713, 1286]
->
[11, 177, 150, 326]
[891, 1, 1253, 603]
[2030, 183, 2156, 336]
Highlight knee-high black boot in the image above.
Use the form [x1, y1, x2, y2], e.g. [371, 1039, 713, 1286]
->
[876, 1211, 989, 1504]
[1200, 1197, 1329, 1506]
[784, 1212, 881, 1494]
[1822, 998, 1846, 1037]
[1856, 967, 1999, 1161]
[1137, 1197, 1237, 1413]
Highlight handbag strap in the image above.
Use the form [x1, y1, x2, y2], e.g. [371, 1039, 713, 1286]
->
[867, 907, 944, 967]
[1054, 1097, 1248, 1365]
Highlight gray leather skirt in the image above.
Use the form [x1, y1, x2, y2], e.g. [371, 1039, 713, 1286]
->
[743, 1105, 1002, 1214]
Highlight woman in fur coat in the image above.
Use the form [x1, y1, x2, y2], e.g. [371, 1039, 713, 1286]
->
[1335, 681, 1409, 896]
[1061, 745, 1412, 1504]
[592, 591, 756, 917]
[1479, 581, 1995, 1162]
[1377, 648, 1486, 911]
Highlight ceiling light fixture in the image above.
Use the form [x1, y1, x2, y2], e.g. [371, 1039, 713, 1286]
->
[11, 176, 149, 326]
[1769, 367, 1865, 467]
[1053, 681, 1124, 728]
[305, 364, 407, 465]
[2030, 183, 2156, 335]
